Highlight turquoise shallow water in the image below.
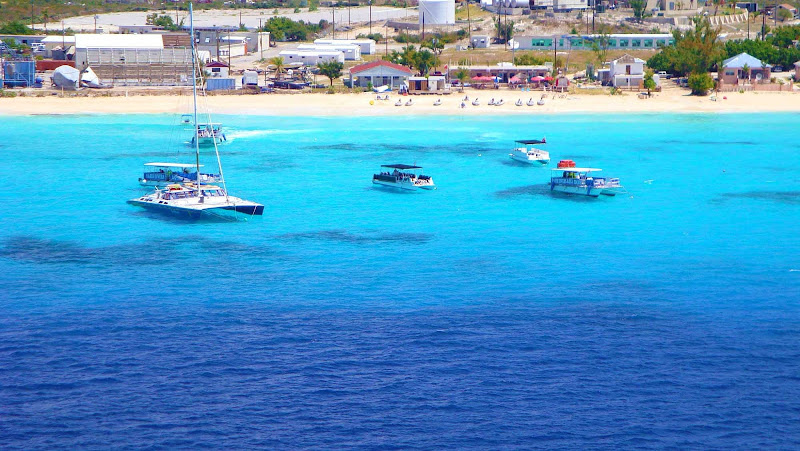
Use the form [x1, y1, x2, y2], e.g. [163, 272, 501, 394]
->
[1, 113, 800, 448]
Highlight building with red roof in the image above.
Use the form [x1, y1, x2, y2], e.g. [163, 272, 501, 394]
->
[348, 60, 414, 89]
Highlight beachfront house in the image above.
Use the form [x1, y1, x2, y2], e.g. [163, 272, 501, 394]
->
[347, 60, 413, 89]
[597, 54, 648, 88]
[719, 52, 771, 86]
[408, 75, 451, 94]
[794, 60, 800, 80]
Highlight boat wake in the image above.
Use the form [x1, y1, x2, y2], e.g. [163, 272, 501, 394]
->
[226, 129, 323, 140]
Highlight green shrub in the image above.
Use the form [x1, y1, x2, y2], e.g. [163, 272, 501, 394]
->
[688, 72, 714, 95]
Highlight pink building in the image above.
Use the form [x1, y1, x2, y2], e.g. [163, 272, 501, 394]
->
[719, 52, 771, 86]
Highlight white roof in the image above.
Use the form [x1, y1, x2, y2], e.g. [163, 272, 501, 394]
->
[42, 36, 76, 44]
[280, 50, 343, 56]
[74, 34, 163, 49]
[145, 162, 203, 168]
[551, 167, 602, 172]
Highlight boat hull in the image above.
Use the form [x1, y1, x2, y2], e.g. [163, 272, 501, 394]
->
[509, 153, 549, 165]
[373, 179, 418, 191]
[550, 183, 603, 197]
[192, 136, 226, 147]
[127, 198, 264, 220]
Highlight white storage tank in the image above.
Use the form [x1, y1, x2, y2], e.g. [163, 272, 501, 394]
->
[418, 0, 456, 26]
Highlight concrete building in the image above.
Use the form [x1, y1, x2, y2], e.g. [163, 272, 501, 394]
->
[553, 0, 588, 11]
[447, 64, 551, 83]
[597, 54, 647, 87]
[514, 34, 674, 51]
[795, 60, 800, 81]
[279, 50, 345, 65]
[348, 60, 413, 89]
[314, 39, 376, 55]
[471, 35, 491, 48]
[297, 43, 361, 60]
[0, 35, 46, 46]
[73, 34, 192, 86]
[205, 61, 230, 78]
[407, 75, 450, 94]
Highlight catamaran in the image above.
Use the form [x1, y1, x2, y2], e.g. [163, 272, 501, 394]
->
[509, 138, 550, 165]
[128, 3, 263, 220]
[550, 160, 623, 197]
[138, 162, 221, 188]
[372, 164, 436, 191]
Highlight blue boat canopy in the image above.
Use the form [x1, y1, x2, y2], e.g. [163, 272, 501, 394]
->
[381, 164, 423, 170]
[515, 138, 546, 145]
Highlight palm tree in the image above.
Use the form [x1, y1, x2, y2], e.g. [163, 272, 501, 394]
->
[742, 63, 751, 84]
[269, 56, 285, 80]
[453, 68, 470, 92]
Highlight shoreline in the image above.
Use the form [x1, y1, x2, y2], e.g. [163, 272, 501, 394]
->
[2, 89, 800, 116]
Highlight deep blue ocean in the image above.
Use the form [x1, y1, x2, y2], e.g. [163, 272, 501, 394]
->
[1, 112, 800, 449]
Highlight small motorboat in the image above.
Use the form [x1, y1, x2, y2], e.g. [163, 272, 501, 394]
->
[395, 100, 403, 106]
[509, 138, 549, 165]
[550, 160, 623, 197]
[433, 98, 442, 106]
[495, 99, 505, 106]
[515, 99, 523, 106]
[526, 98, 535, 106]
[405, 99, 414, 106]
[472, 98, 480, 106]
[463, 95, 469, 101]
[372, 164, 436, 191]
[537, 98, 546, 106]
[488, 98, 496, 106]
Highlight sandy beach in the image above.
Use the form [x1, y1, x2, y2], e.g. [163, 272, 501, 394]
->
[2, 87, 799, 116]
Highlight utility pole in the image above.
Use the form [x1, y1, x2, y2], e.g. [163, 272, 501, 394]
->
[369, 0, 373, 36]
[467, 0, 472, 42]
[332, 4, 335, 39]
[176, 4, 179, 28]
[592, 0, 596, 33]
[30, 0, 34, 31]
[94, 15, 99, 33]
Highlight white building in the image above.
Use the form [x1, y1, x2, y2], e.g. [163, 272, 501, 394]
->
[471, 35, 491, 48]
[297, 43, 361, 60]
[74, 34, 164, 70]
[314, 39, 376, 55]
[348, 60, 413, 89]
[553, 0, 588, 11]
[279, 50, 345, 65]
[598, 54, 648, 88]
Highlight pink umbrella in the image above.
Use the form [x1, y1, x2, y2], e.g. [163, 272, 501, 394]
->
[509, 75, 522, 83]
[531, 76, 545, 82]
[472, 75, 493, 81]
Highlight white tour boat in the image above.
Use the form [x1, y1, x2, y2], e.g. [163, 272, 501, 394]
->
[372, 164, 436, 191]
[191, 122, 227, 147]
[509, 138, 550, 165]
[138, 162, 221, 188]
[550, 160, 623, 197]
[128, 4, 263, 220]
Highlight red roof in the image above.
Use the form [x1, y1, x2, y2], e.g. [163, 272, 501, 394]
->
[350, 60, 413, 75]
[206, 61, 229, 68]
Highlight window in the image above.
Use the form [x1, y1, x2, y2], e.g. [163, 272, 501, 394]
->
[644, 39, 653, 47]
[212, 67, 220, 73]
[619, 39, 628, 47]
[632, 39, 641, 48]
[608, 39, 617, 47]
[656, 39, 666, 47]
[204, 37, 210, 43]
[725, 70, 735, 76]
[558, 39, 564, 47]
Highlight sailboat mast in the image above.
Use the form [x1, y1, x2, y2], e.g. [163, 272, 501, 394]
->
[190, 2, 202, 196]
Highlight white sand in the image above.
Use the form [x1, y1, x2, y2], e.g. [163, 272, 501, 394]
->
[2, 88, 799, 116]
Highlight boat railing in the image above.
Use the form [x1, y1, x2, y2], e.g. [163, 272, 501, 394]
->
[551, 176, 587, 186]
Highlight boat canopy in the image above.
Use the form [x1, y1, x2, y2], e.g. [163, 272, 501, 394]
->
[145, 162, 204, 168]
[551, 167, 602, 172]
[515, 138, 546, 145]
[381, 164, 423, 170]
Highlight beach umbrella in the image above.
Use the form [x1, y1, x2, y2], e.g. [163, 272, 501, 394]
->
[544, 76, 554, 82]
[472, 75, 493, 81]
[509, 75, 522, 83]
[530, 76, 545, 82]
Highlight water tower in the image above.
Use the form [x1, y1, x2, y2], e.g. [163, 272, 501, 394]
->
[418, 0, 456, 26]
